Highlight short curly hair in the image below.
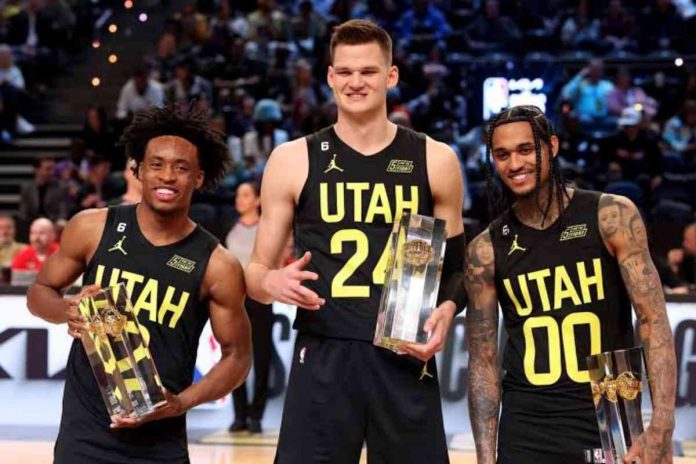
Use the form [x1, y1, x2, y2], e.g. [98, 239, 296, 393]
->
[120, 105, 230, 189]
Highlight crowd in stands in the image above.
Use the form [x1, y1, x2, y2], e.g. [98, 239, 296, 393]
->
[2, 0, 696, 293]
[0, 0, 97, 140]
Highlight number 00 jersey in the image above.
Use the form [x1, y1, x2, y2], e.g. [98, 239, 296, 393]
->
[294, 125, 433, 341]
[490, 189, 634, 462]
[54, 205, 218, 464]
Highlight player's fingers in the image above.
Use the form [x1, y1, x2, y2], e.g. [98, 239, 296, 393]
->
[398, 342, 432, 362]
[288, 290, 322, 310]
[293, 285, 325, 306]
[423, 308, 443, 332]
[78, 284, 102, 299]
[295, 270, 319, 281]
[623, 441, 642, 463]
[291, 251, 312, 270]
[278, 292, 319, 310]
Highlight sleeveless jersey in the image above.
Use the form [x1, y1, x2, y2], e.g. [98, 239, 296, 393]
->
[490, 189, 634, 462]
[294, 125, 433, 341]
[54, 204, 218, 464]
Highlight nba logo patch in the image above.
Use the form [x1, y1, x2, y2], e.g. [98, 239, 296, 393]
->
[299, 347, 307, 364]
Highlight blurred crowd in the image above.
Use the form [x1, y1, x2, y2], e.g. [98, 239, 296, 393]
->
[2, 0, 696, 293]
[0, 0, 98, 139]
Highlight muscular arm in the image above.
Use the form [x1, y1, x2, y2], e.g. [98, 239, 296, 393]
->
[426, 137, 465, 239]
[27, 209, 105, 323]
[464, 229, 500, 464]
[598, 195, 676, 458]
[179, 247, 252, 410]
[246, 139, 307, 304]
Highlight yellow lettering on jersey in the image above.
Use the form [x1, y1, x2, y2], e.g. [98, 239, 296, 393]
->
[94, 264, 121, 288]
[346, 182, 370, 222]
[320, 182, 345, 223]
[120, 270, 145, 299]
[503, 275, 533, 316]
[365, 183, 392, 224]
[159, 285, 190, 328]
[134, 278, 159, 322]
[527, 268, 552, 311]
[394, 185, 419, 219]
[577, 258, 604, 304]
[554, 265, 582, 309]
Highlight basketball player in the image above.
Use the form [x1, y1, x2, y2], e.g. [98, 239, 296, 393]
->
[27, 106, 252, 463]
[246, 20, 467, 463]
[464, 105, 675, 463]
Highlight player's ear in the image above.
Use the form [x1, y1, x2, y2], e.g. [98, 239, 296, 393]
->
[550, 135, 559, 158]
[195, 170, 204, 189]
[387, 65, 399, 89]
[327, 65, 335, 90]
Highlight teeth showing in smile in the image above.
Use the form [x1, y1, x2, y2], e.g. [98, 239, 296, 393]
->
[155, 188, 177, 199]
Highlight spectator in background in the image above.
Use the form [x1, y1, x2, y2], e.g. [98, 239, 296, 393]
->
[19, 157, 71, 223]
[668, 222, 696, 287]
[0, 44, 25, 88]
[74, 156, 115, 212]
[165, 60, 213, 109]
[663, 100, 696, 161]
[600, 0, 636, 52]
[80, 105, 119, 168]
[39, 0, 75, 53]
[561, 59, 615, 132]
[604, 106, 663, 186]
[291, 1, 327, 55]
[607, 67, 658, 119]
[0, 214, 26, 278]
[115, 68, 165, 121]
[246, 0, 290, 42]
[147, 32, 179, 83]
[639, 0, 687, 53]
[108, 159, 142, 206]
[11, 217, 57, 274]
[288, 59, 324, 130]
[226, 181, 273, 434]
[465, 0, 521, 54]
[560, 0, 601, 51]
[395, 0, 451, 46]
[242, 98, 288, 176]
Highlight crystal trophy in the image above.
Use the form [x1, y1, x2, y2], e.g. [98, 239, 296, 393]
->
[586, 347, 650, 464]
[374, 213, 447, 352]
[78, 283, 166, 418]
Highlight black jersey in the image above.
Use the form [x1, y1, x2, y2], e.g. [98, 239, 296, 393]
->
[54, 204, 218, 464]
[293, 125, 433, 341]
[490, 189, 634, 463]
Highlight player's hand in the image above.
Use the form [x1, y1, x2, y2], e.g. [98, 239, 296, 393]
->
[110, 389, 187, 429]
[398, 301, 457, 362]
[262, 251, 325, 310]
[65, 284, 101, 339]
[623, 425, 673, 464]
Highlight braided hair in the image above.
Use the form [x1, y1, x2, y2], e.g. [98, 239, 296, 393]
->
[484, 105, 569, 226]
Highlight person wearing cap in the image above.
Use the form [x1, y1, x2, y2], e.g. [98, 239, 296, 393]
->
[241, 98, 289, 176]
[603, 106, 663, 186]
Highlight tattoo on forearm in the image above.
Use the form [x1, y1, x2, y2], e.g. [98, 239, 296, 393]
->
[465, 231, 500, 463]
[606, 197, 676, 435]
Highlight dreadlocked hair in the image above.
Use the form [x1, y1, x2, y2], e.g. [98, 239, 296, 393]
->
[484, 105, 569, 227]
[120, 105, 231, 189]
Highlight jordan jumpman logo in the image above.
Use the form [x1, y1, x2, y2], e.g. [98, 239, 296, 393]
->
[324, 154, 344, 173]
[508, 234, 526, 256]
[109, 236, 128, 255]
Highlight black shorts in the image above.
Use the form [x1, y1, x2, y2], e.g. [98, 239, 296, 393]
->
[275, 333, 449, 464]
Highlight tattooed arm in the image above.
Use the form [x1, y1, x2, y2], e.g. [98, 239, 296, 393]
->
[598, 194, 676, 464]
[464, 229, 500, 464]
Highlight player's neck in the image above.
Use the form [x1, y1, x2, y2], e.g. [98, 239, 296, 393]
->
[333, 112, 397, 156]
[136, 202, 196, 246]
[514, 185, 574, 230]
[239, 211, 259, 226]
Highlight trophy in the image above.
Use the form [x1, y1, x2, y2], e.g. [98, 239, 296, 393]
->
[374, 213, 447, 352]
[586, 347, 650, 464]
[78, 283, 167, 418]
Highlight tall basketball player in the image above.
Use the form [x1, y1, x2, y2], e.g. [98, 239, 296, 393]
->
[27, 106, 252, 463]
[245, 20, 467, 463]
[464, 105, 675, 463]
